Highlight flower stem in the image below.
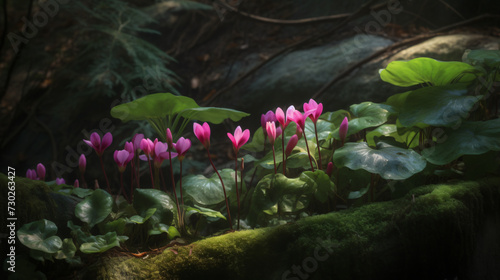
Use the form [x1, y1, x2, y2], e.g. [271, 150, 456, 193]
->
[234, 155, 241, 230]
[303, 132, 315, 172]
[120, 172, 130, 203]
[272, 146, 277, 174]
[281, 125, 286, 174]
[314, 122, 322, 170]
[99, 155, 111, 194]
[169, 151, 182, 230]
[148, 159, 155, 189]
[207, 149, 233, 230]
[130, 160, 135, 201]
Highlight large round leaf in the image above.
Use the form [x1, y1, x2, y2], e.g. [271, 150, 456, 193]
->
[80, 232, 128, 254]
[386, 84, 482, 128]
[75, 189, 113, 228]
[181, 169, 236, 206]
[110, 92, 199, 122]
[304, 118, 336, 142]
[178, 107, 250, 124]
[333, 142, 426, 180]
[422, 119, 500, 165]
[380, 57, 478, 87]
[330, 102, 394, 139]
[18, 219, 62, 253]
[133, 189, 176, 228]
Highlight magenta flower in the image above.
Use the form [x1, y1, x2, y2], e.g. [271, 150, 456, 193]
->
[124, 142, 134, 161]
[166, 128, 174, 150]
[55, 178, 65, 185]
[339, 117, 349, 145]
[36, 163, 46, 181]
[74, 179, 80, 188]
[275, 106, 296, 128]
[194, 122, 211, 149]
[266, 121, 277, 145]
[303, 99, 323, 123]
[288, 110, 306, 130]
[174, 137, 191, 161]
[114, 150, 131, 173]
[132, 133, 144, 151]
[285, 134, 298, 157]
[227, 126, 250, 154]
[84, 132, 113, 156]
[79, 154, 86, 174]
[326, 162, 334, 177]
[140, 138, 155, 160]
[261, 111, 276, 136]
[26, 169, 37, 180]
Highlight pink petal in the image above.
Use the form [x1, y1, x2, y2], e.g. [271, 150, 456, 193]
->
[166, 128, 173, 148]
[239, 129, 250, 148]
[83, 139, 95, 150]
[132, 134, 144, 150]
[154, 142, 168, 157]
[227, 132, 237, 148]
[37, 163, 46, 180]
[79, 154, 86, 171]
[101, 132, 113, 150]
[139, 154, 151, 161]
[90, 132, 101, 149]
[286, 135, 298, 157]
[117, 150, 130, 165]
[275, 108, 285, 127]
[202, 122, 211, 141]
[174, 137, 191, 155]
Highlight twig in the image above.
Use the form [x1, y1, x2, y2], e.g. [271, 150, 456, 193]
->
[203, 0, 379, 106]
[437, 0, 465, 20]
[216, 0, 350, 25]
[312, 14, 500, 100]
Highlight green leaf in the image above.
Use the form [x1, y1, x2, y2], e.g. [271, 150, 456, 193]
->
[333, 142, 426, 180]
[54, 238, 77, 260]
[80, 232, 128, 254]
[110, 92, 199, 122]
[71, 188, 94, 198]
[181, 169, 236, 206]
[103, 218, 127, 235]
[75, 189, 113, 228]
[178, 107, 250, 124]
[380, 57, 478, 87]
[18, 219, 62, 254]
[133, 189, 176, 229]
[184, 205, 226, 220]
[330, 102, 394, 139]
[300, 170, 336, 203]
[242, 127, 266, 152]
[463, 49, 500, 68]
[148, 223, 181, 239]
[386, 84, 482, 128]
[422, 119, 500, 165]
[366, 124, 420, 148]
[348, 187, 370, 200]
[125, 208, 157, 224]
[304, 118, 335, 142]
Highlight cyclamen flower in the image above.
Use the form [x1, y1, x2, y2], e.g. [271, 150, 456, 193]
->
[326, 162, 334, 177]
[339, 117, 349, 145]
[79, 154, 86, 174]
[266, 121, 277, 145]
[74, 179, 80, 188]
[275, 106, 296, 128]
[261, 111, 276, 136]
[288, 110, 306, 130]
[124, 142, 134, 162]
[140, 138, 155, 160]
[114, 150, 131, 173]
[166, 128, 174, 150]
[55, 178, 66, 185]
[174, 137, 191, 161]
[26, 169, 37, 180]
[132, 133, 144, 151]
[227, 126, 250, 154]
[303, 99, 323, 123]
[285, 135, 299, 157]
[84, 132, 113, 156]
[36, 163, 46, 181]
[194, 122, 211, 149]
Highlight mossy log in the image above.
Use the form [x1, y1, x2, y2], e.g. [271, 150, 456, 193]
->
[2, 175, 500, 279]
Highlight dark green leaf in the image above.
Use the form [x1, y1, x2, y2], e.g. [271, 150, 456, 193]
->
[333, 142, 426, 179]
[54, 238, 77, 260]
[178, 107, 250, 124]
[133, 189, 176, 229]
[80, 232, 128, 254]
[181, 169, 236, 206]
[18, 219, 62, 253]
[75, 189, 113, 228]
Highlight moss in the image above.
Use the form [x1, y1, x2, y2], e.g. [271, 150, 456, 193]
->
[82, 178, 500, 280]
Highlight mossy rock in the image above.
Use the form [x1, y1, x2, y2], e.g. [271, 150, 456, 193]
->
[87, 178, 500, 280]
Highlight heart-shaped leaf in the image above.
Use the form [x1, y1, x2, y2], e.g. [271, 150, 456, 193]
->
[181, 169, 236, 206]
[133, 189, 176, 229]
[75, 189, 113, 228]
[386, 84, 482, 128]
[54, 238, 77, 260]
[463, 49, 500, 69]
[366, 124, 420, 148]
[110, 92, 199, 122]
[18, 219, 62, 253]
[80, 232, 128, 254]
[330, 102, 394, 139]
[126, 208, 157, 224]
[333, 142, 426, 180]
[422, 119, 500, 165]
[178, 107, 250, 124]
[380, 57, 478, 87]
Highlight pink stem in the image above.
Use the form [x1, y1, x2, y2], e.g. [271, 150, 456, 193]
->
[303, 131, 315, 172]
[147, 158, 155, 188]
[207, 149, 233, 230]
[234, 155, 241, 230]
[314, 122, 322, 170]
[169, 151, 182, 229]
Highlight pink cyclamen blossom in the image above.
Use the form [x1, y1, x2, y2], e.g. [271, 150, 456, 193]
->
[55, 178, 66, 185]
[261, 111, 276, 136]
[174, 137, 191, 161]
[288, 110, 306, 130]
[227, 126, 250, 154]
[26, 169, 37, 180]
[83, 132, 113, 156]
[285, 135, 299, 157]
[140, 138, 155, 159]
[326, 162, 334, 177]
[36, 163, 46, 181]
[74, 179, 80, 188]
[132, 133, 144, 151]
[275, 106, 296, 128]
[166, 128, 174, 150]
[339, 117, 349, 145]
[79, 154, 86, 174]
[303, 99, 323, 123]
[266, 121, 277, 145]
[194, 122, 211, 149]
[124, 142, 134, 162]
[114, 150, 131, 172]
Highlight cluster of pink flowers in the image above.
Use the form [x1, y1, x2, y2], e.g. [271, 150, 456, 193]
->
[25, 163, 66, 185]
